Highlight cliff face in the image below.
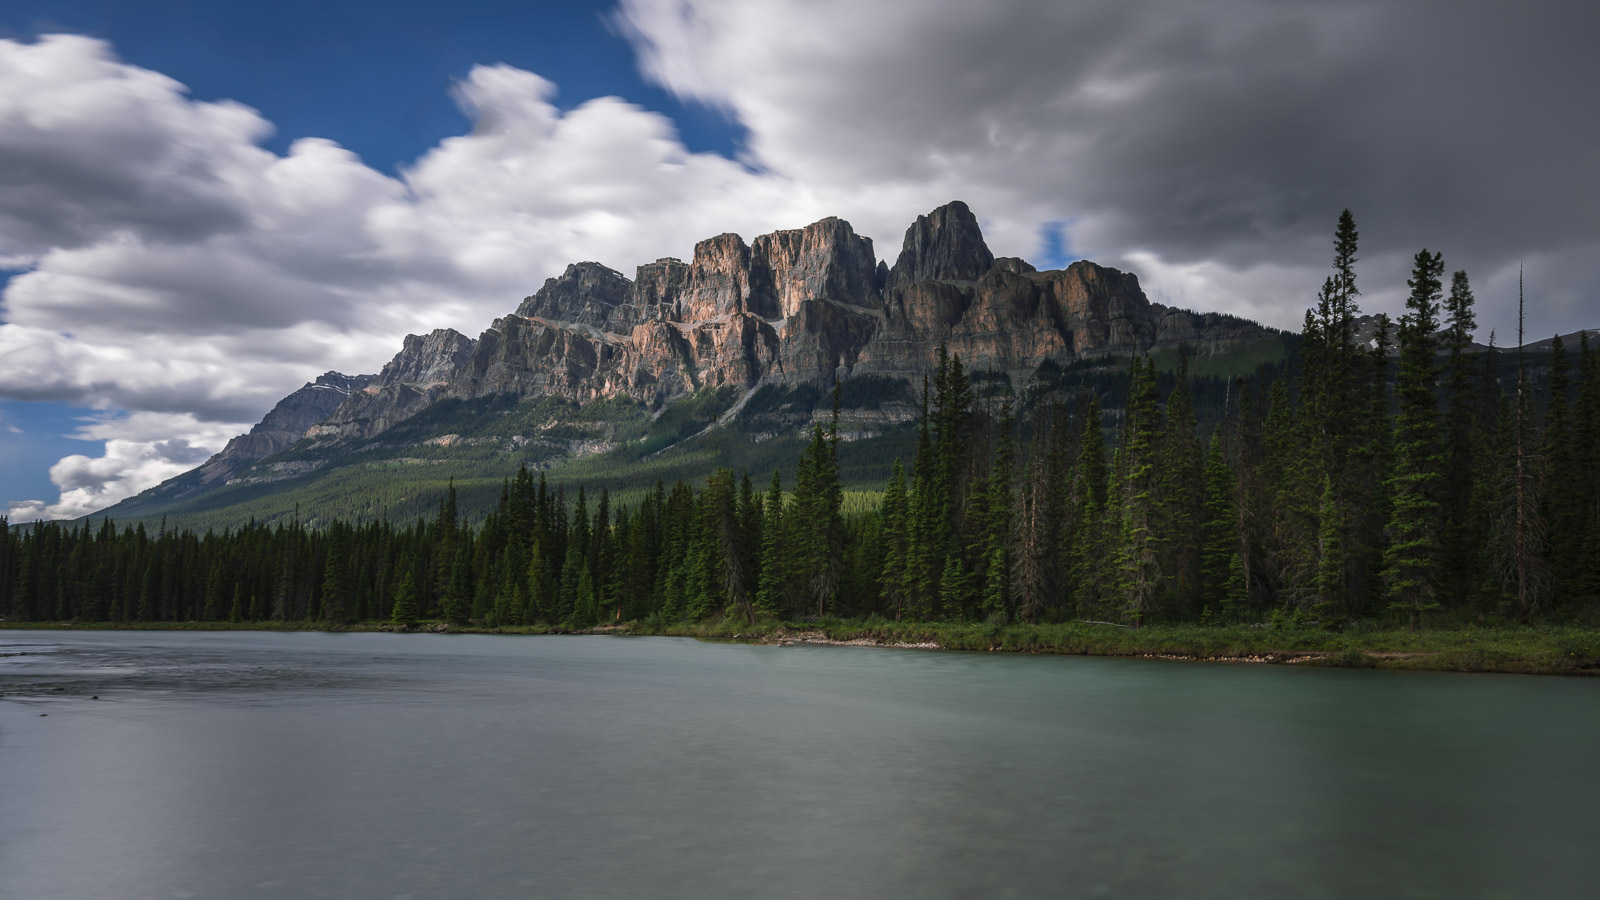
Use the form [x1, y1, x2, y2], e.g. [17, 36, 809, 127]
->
[312, 329, 473, 440]
[886, 199, 995, 288]
[194, 372, 373, 485]
[314, 201, 1279, 442]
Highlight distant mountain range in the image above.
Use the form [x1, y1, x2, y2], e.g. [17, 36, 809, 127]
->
[100, 200, 1292, 529]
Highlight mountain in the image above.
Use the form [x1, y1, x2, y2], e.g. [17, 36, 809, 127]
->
[95, 201, 1288, 529]
[113, 372, 375, 511]
[313, 201, 1275, 437]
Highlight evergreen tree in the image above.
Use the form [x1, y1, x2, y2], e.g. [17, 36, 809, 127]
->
[1543, 334, 1581, 606]
[705, 468, 755, 623]
[1355, 312, 1395, 617]
[1114, 358, 1164, 627]
[204, 563, 227, 622]
[1199, 432, 1236, 617]
[748, 471, 783, 618]
[442, 544, 474, 625]
[525, 545, 548, 624]
[793, 413, 844, 617]
[1383, 249, 1446, 630]
[558, 536, 584, 624]
[1014, 404, 1068, 624]
[433, 478, 459, 610]
[322, 526, 351, 623]
[1262, 378, 1317, 612]
[980, 405, 1015, 621]
[1440, 270, 1479, 607]
[906, 377, 940, 616]
[391, 570, 420, 625]
[1509, 273, 1548, 618]
[1576, 332, 1600, 605]
[1315, 475, 1347, 621]
[877, 461, 910, 620]
[938, 553, 968, 620]
[1064, 397, 1109, 617]
[1160, 351, 1204, 613]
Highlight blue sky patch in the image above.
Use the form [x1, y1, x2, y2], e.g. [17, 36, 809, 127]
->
[1036, 220, 1077, 271]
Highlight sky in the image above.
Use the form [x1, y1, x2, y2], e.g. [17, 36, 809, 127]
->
[1, 0, 1596, 522]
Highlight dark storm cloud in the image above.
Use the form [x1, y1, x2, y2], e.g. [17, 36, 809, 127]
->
[1063, 0, 1600, 266]
[620, 0, 1600, 334]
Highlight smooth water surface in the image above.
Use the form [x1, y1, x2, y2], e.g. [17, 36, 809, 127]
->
[2, 631, 1596, 899]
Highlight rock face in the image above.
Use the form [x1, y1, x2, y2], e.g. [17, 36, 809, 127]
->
[516, 263, 634, 332]
[312, 330, 473, 440]
[311, 201, 1279, 443]
[750, 216, 882, 319]
[887, 200, 994, 288]
[195, 372, 373, 485]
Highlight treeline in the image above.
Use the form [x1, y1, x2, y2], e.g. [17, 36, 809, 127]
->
[3, 212, 1597, 629]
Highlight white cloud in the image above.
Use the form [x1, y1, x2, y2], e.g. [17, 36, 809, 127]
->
[0, 34, 267, 256]
[6, 411, 246, 522]
[8, 439, 203, 521]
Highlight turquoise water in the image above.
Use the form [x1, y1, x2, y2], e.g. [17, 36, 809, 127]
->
[1, 631, 1596, 899]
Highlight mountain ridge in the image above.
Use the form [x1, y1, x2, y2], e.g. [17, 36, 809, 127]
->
[310, 200, 1276, 442]
[94, 200, 1288, 527]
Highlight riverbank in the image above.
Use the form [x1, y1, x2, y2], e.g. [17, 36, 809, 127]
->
[5, 618, 1599, 676]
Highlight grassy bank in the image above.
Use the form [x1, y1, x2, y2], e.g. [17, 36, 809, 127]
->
[7, 618, 1600, 676]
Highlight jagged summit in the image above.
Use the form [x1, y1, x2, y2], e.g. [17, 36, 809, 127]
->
[306, 200, 1274, 442]
[178, 371, 376, 493]
[887, 199, 994, 288]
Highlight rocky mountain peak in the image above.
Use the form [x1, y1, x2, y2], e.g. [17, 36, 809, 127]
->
[682, 233, 754, 321]
[632, 256, 692, 322]
[381, 329, 476, 388]
[516, 262, 632, 330]
[887, 199, 995, 289]
[749, 215, 882, 319]
[309, 371, 369, 391]
[304, 200, 1277, 446]
[185, 370, 376, 488]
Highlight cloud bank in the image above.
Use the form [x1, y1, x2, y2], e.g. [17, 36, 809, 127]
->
[4, 1, 1597, 519]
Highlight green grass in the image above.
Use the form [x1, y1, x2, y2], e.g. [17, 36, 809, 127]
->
[9, 620, 1597, 676]
[783, 621, 1600, 674]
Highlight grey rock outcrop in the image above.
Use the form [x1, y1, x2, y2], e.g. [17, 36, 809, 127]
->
[517, 262, 635, 332]
[886, 200, 995, 289]
[194, 371, 373, 485]
[307, 201, 1279, 444]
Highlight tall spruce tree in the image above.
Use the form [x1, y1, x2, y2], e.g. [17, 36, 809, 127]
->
[1383, 249, 1446, 629]
[1114, 358, 1164, 626]
[1199, 432, 1237, 617]
[1576, 332, 1600, 605]
[877, 460, 910, 620]
[1439, 271, 1479, 606]
[1355, 312, 1394, 617]
[1542, 334, 1580, 607]
[1160, 351, 1204, 613]
[980, 404, 1015, 621]
[322, 525, 351, 623]
[1065, 396, 1109, 617]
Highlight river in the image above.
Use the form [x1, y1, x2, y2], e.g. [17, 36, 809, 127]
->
[1, 630, 1595, 899]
